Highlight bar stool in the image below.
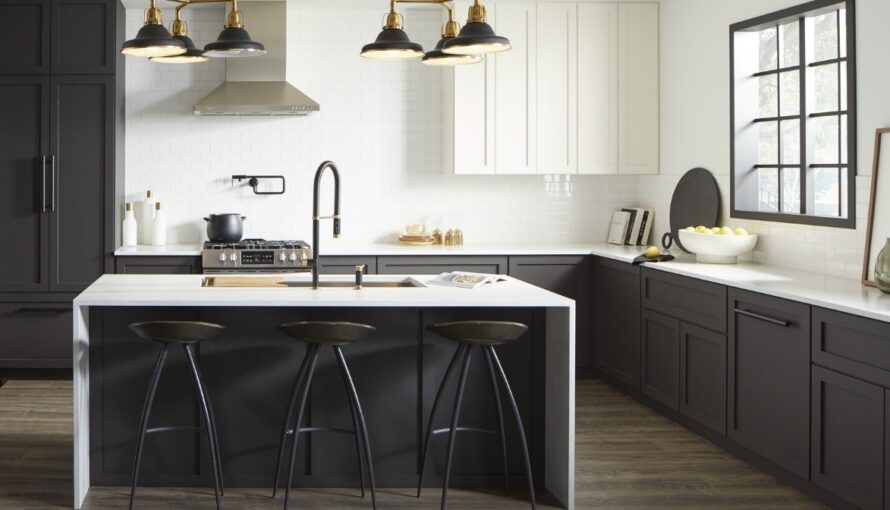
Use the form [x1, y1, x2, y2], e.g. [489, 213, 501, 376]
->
[418, 321, 536, 510]
[127, 321, 226, 510]
[272, 321, 377, 510]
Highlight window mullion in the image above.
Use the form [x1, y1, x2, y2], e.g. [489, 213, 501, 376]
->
[836, 9, 843, 217]
[798, 15, 807, 215]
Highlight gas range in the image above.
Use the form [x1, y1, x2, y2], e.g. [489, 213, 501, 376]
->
[202, 239, 313, 274]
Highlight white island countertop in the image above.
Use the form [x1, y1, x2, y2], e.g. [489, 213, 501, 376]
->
[73, 273, 575, 308]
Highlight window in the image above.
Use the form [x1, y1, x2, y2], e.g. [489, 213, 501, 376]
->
[731, 0, 856, 228]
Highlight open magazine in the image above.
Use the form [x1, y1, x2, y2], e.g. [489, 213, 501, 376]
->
[427, 271, 508, 289]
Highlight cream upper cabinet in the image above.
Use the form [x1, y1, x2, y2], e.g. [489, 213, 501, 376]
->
[494, 2, 537, 174]
[445, 1, 495, 175]
[445, 1, 658, 176]
[578, 3, 618, 175]
[536, 3, 578, 174]
[618, 3, 659, 175]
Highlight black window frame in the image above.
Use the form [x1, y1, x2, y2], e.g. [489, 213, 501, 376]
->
[730, 0, 857, 228]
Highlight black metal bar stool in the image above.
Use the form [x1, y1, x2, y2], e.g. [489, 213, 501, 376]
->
[271, 321, 377, 510]
[418, 321, 536, 510]
[127, 321, 227, 510]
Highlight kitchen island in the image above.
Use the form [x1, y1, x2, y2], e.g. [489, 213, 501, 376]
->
[72, 273, 575, 509]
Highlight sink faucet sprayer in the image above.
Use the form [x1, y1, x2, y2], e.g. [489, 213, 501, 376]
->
[311, 161, 340, 289]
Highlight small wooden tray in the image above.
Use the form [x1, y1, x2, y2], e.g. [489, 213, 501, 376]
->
[202, 276, 286, 288]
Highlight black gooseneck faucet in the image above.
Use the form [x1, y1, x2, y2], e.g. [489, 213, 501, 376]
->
[311, 161, 341, 289]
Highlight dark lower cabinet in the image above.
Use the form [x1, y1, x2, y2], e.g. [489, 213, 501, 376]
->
[317, 256, 377, 275]
[729, 288, 811, 479]
[886, 390, 889, 510]
[377, 256, 508, 275]
[508, 256, 590, 371]
[114, 256, 201, 275]
[811, 365, 884, 510]
[0, 302, 71, 368]
[679, 322, 726, 435]
[640, 308, 679, 409]
[593, 257, 640, 389]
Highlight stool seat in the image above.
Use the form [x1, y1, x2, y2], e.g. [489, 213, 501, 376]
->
[427, 321, 528, 346]
[278, 321, 376, 346]
[129, 321, 226, 344]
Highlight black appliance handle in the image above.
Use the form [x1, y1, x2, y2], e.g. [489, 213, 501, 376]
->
[39, 155, 47, 212]
[13, 307, 72, 315]
[734, 308, 790, 328]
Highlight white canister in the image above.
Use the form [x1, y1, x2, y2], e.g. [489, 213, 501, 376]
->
[140, 190, 156, 245]
[122, 202, 137, 247]
[150, 202, 166, 247]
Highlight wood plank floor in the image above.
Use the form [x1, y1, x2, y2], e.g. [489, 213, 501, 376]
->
[0, 378, 824, 509]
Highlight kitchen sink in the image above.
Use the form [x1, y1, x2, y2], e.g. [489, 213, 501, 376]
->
[285, 279, 424, 288]
[202, 275, 426, 288]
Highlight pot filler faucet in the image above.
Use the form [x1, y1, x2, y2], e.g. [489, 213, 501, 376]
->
[311, 161, 341, 289]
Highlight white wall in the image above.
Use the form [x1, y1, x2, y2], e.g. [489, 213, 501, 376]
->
[124, 4, 637, 246]
[642, 0, 890, 279]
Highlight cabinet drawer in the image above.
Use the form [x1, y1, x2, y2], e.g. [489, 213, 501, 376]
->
[317, 256, 377, 275]
[641, 268, 726, 333]
[813, 307, 890, 388]
[115, 256, 201, 275]
[377, 256, 508, 275]
[0, 302, 71, 367]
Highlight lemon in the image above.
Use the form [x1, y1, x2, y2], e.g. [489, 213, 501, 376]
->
[694, 226, 708, 233]
[720, 226, 734, 236]
[711, 227, 722, 234]
[701, 229, 714, 235]
[684, 226, 696, 233]
[733, 227, 749, 236]
[644, 246, 661, 258]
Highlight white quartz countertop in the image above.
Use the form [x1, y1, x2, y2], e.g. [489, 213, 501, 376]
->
[73, 274, 575, 308]
[114, 244, 205, 256]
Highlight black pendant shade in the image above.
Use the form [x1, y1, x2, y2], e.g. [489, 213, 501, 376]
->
[423, 36, 482, 66]
[121, 23, 187, 58]
[204, 27, 266, 57]
[442, 20, 511, 55]
[150, 35, 207, 63]
[361, 28, 424, 60]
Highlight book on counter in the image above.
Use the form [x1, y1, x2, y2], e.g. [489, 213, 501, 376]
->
[427, 271, 508, 289]
[608, 207, 655, 246]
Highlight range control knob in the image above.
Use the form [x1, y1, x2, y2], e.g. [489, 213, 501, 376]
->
[288, 252, 298, 263]
[229, 253, 238, 262]
[218, 253, 227, 263]
[279, 252, 287, 263]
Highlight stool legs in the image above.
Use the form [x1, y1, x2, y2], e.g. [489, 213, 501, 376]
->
[484, 347, 510, 497]
[441, 345, 473, 510]
[183, 344, 224, 510]
[129, 343, 169, 510]
[487, 345, 536, 510]
[417, 343, 468, 497]
[334, 346, 377, 510]
[272, 348, 314, 498]
[284, 345, 320, 510]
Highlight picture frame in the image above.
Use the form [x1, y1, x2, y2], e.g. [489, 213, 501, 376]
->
[861, 127, 890, 286]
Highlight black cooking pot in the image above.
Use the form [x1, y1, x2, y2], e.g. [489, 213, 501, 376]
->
[204, 214, 246, 243]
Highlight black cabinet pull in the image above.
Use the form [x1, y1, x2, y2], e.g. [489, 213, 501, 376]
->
[13, 307, 72, 315]
[49, 154, 56, 212]
[39, 155, 47, 212]
[734, 308, 790, 328]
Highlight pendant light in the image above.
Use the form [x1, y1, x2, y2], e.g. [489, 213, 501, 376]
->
[423, 10, 482, 66]
[204, 0, 266, 58]
[361, 2, 424, 60]
[150, 5, 207, 64]
[121, 0, 186, 58]
[443, 0, 511, 55]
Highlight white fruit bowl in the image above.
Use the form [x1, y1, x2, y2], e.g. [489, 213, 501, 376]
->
[678, 230, 758, 264]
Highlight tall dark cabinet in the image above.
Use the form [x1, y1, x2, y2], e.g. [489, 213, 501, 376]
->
[0, 0, 123, 368]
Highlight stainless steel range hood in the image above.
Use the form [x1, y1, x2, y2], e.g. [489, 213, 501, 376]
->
[194, 2, 319, 116]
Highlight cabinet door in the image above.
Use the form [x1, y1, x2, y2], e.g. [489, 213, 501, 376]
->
[640, 309, 679, 409]
[115, 256, 201, 275]
[494, 2, 536, 174]
[0, 77, 50, 292]
[50, 75, 114, 292]
[618, 3, 658, 175]
[811, 365, 884, 510]
[680, 322, 726, 435]
[578, 2, 618, 175]
[445, 1, 495, 175]
[508, 256, 589, 369]
[536, 2, 577, 174]
[886, 390, 889, 510]
[0, 0, 50, 74]
[378, 256, 508, 275]
[0, 302, 72, 368]
[593, 257, 640, 389]
[51, 0, 117, 74]
[728, 289, 810, 478]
